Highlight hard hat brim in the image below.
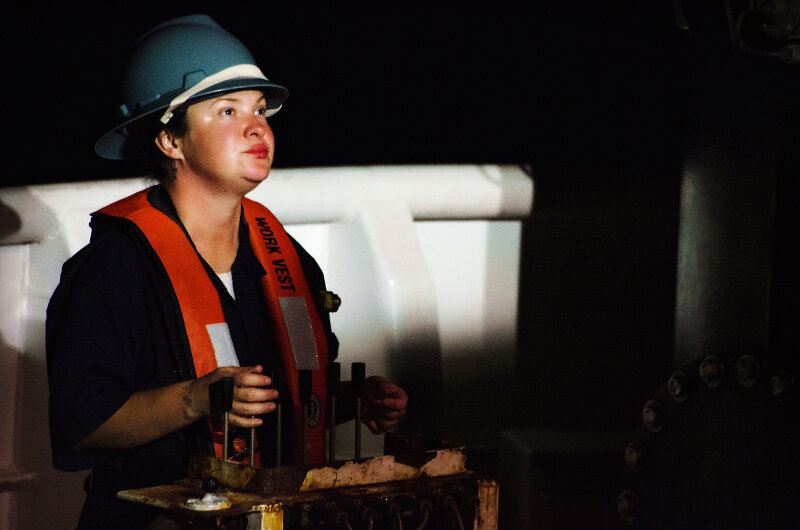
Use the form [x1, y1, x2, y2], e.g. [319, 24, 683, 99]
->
[95, 78, 288, 160]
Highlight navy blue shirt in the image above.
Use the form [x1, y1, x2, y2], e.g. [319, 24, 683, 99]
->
[46, 186, 337, 529]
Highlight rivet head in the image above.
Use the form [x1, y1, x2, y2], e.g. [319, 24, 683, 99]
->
[699, 355, 724, 388]
[617, 489, 639, 522]
[770, 369, 794, 402]
[735, 355, 760, 388]
[625, 440, 646, 472]
[642, 399, 665, 432]
[668, 370, 690, 402]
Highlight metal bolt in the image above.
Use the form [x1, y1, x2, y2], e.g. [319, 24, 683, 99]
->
[699, 355, 724, 388]
[624, 441, 646, 472]
[642, 399, 665, 433]
[667, 370, 690, 402]
[735, 355, 759, 388]
[769, 369, 794, 402]
[617, 489, 639, 523]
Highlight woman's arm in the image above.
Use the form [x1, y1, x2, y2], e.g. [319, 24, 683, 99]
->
[77, 365, 277, 450]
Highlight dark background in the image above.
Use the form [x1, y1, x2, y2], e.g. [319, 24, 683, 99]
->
[4, 1, 799, 527]
[2, 2, 685, 185]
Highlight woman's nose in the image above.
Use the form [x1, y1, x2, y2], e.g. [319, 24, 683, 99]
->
[246, 116, 267, 137]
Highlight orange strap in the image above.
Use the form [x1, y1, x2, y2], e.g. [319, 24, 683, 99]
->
[98, 190, 222, 378]
[96, 188, 328, 466]
[243, 198, 328, 466]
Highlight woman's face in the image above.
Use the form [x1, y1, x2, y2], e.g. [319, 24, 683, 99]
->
[173, 89, 275, 195]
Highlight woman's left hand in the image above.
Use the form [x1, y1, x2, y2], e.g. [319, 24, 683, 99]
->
[360, 375, 408, 434]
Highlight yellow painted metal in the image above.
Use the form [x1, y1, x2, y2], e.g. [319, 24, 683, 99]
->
[260, 503, 284, 530]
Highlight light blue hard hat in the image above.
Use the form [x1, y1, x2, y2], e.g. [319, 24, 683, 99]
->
[95, 14, 288, 160]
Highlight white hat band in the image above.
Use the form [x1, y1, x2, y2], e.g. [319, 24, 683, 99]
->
[159, 64, 280, 124]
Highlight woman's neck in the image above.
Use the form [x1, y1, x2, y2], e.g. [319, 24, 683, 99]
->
[165, 180, 242, 273]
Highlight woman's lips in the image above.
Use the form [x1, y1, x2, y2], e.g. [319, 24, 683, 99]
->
[245, 145, 269, 159]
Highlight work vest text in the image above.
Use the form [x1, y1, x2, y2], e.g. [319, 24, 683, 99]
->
[256, 217, 296, 291]
[255, 217, 283, 255]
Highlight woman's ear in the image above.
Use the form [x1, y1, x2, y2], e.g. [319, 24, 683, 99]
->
[155, 130, 183, 161]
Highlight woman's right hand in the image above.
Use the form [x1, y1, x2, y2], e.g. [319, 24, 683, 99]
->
[187, 365, 278, 428]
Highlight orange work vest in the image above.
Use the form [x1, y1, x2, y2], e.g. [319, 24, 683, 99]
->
[95, 188, 328, 466]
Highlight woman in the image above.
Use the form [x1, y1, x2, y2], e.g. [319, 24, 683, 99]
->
[46, 14, 406, 529]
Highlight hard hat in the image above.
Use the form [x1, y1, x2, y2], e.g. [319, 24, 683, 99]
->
[95, 14, 289, 160]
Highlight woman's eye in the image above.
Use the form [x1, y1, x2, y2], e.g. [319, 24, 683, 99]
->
[255, 107, 267, 116]
[222, 108, 234, 116]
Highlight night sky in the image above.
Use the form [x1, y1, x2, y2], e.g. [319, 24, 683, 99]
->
[3, 2, 683, 187]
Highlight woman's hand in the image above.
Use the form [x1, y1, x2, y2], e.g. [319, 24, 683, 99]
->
[361, 375, 408, 434]
[188, 365, 279, 428]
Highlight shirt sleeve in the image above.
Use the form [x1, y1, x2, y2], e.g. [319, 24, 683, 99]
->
[46, 229, 152, 471]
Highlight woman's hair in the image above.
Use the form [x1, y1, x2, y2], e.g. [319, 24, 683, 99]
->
[123, 107, 189, 182]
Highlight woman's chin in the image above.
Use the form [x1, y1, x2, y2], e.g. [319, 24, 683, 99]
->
[243, 170, 270, 187]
